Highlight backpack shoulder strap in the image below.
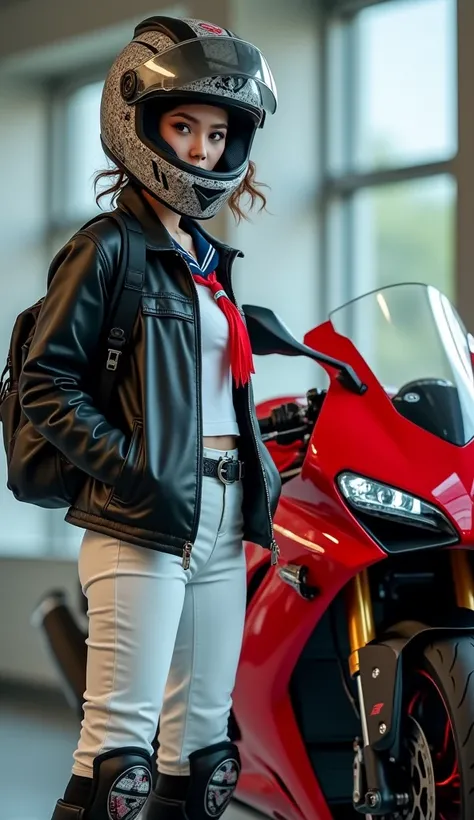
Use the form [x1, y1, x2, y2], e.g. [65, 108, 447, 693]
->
[96, 209, 146, 409]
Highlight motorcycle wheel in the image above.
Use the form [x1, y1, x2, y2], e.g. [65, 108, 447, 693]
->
[401, 635, 474, 820]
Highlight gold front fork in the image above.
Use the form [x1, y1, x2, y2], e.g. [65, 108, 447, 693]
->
[346, 569, 376, 678]
[450, 549, 474, 610]
[345, 553, 474, 677]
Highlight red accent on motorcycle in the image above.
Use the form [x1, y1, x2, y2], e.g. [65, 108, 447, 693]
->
[370, 702, 384, 716]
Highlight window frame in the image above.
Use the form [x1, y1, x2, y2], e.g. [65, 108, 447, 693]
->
[319, 0, 458, 314]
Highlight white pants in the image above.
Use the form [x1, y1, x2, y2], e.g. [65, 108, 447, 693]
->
[72, 447, 246, 777]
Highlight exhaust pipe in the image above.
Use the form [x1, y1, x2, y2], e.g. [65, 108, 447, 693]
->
[31, 589, 87, 717]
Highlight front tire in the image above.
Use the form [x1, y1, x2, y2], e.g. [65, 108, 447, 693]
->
[405, 635, 474, 820]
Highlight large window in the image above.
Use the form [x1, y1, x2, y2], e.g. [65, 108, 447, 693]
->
[322, 0, 458, 311]
[42, 77, 110, 557]
[49, 77, 109, 254]
[61, 80, 107, 223]
[0, 76, 110, 559]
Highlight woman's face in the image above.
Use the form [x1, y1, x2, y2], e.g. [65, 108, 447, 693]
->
[159, 103, 228, 171]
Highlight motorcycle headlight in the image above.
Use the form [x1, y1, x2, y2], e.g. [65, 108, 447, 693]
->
[337, 472, 454, 534]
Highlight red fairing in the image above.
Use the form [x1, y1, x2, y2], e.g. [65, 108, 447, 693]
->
[303, 320, 474, 541]
[233, 315, 474, 819]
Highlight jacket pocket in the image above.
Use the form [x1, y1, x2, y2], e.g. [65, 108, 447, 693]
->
[141, 292, 194, 321]
[105, 419, 144, 508]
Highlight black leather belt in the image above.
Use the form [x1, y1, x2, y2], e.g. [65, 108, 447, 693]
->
[203, 456, 245, 484]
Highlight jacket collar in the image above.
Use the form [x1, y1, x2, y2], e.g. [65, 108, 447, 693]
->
[116, 184, 243, 258]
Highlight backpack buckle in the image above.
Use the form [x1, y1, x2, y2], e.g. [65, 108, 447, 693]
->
[106, 328, 125, 371]
[106, 349, 121, 371]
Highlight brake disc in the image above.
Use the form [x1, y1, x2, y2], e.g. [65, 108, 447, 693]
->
[403, 715, 436, 820]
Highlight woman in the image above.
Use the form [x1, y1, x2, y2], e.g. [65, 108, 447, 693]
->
[19, 15, 281, 820]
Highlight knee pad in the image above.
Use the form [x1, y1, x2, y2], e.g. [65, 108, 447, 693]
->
[186, 741, 241, 820]
[52, 748, 152, 820]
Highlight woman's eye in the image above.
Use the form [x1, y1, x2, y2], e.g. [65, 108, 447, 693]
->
[173, 122, 191, 134]
[210, 131, 226, 142]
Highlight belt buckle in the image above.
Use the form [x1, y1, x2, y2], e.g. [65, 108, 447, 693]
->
[217, 457, 235, 485]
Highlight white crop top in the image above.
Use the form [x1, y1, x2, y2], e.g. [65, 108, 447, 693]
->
[196, 283, 240, 437]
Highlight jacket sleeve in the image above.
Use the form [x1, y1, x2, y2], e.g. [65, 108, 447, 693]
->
[19, 229, 130, 486]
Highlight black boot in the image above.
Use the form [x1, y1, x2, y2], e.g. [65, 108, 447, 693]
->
[49, 748, 152, 820]
[140, 790, 186, 819]
[50, 774, 92, 819]
[143, 742, 240, 820]
[51, 800, 86, 819]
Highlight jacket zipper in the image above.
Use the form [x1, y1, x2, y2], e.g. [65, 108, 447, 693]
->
[172, 252, 203, 570]
[182, 541, 193, 570]
[245, 382, 280, 565]
[222, 251, 279, 565]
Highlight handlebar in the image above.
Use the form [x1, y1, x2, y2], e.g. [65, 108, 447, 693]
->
[258, 388, 326, 444]
[258, 416, 275, 436]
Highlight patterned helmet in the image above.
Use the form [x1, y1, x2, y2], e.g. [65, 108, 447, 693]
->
[100, 16, 278, 219]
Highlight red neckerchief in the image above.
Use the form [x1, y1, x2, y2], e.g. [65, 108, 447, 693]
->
[193, 271, 254, 387]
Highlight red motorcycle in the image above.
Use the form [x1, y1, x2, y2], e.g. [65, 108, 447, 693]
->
[234, 282, 474, 820]
[34, 282, 474, 820]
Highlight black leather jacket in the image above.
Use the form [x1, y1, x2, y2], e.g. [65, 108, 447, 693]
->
[19, 186, 281, 565]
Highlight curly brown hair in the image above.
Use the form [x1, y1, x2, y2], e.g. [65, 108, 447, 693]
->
[94, 160, 268, 223]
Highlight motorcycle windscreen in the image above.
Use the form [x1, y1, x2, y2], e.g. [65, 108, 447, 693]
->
[329, 283, 474, 446]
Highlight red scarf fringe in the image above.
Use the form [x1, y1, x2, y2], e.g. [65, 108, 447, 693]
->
[193, 272, 255, 387]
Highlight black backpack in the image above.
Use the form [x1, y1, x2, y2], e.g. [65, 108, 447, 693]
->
[0, 209, 146, 509]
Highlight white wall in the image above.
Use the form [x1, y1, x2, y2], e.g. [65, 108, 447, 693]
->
[0, 0, 182, 63]
[0, 0, 322, 685]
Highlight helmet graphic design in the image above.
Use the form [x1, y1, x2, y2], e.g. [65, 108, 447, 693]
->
[100, 16, 278, 218]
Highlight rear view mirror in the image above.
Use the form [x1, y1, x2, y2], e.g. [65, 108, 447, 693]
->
[242, 304, 366, 395]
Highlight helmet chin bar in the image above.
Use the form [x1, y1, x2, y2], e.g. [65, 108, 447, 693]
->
[101, 136, 246, 220]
